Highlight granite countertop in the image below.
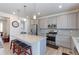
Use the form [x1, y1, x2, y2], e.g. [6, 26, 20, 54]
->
[11, 34, 46, 43]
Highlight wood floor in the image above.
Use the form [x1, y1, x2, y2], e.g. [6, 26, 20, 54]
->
[0, 43, 75, 55]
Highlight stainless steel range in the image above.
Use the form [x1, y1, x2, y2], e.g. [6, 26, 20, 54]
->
[46, 32, 57, 45]
[46, 24, 59, 49]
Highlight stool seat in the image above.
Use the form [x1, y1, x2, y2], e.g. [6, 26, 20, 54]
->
[12, 40, 23, 46]
[14, 40, 21, 43]
[19, 42, 31, 49]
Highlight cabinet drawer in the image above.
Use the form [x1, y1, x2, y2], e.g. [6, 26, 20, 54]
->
[56, 41, 70, 48]
[56, 36, 70, 42]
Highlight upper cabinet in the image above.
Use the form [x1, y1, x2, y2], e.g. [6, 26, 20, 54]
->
[39, 19, 48, 28]
[47, 17, 57, 25]
[57, 14, 68, 28]
[39, 17, 57, 29]
[57, 13, 77, 29]
[77, 12, 79, 29]
[67, 13, 77, 29]
[39, 12, 77, 29]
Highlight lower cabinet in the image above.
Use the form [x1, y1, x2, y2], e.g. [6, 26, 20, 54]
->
[56, 35, 71, 49]
[71, 38, 75, 50]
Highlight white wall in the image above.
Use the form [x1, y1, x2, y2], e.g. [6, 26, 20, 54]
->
[10, 16, 31, 35]
[0, 12, 31, 37]
[10, 16, 21, 35]
[0, 12, 12, 35]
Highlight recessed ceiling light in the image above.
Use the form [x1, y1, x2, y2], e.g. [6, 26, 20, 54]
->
[12, 12, 16, 15]
[58, 5, 62, 8]
[37, 12, 40, 15]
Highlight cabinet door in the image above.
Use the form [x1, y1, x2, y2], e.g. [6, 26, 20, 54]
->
[67, 13, 77, 29]
[77, 12, 79, 29]
[56, 35, 71, 48]
[57, 13, 77, 29]
[39, 19, 48, 28]
[57, 15, 67, 28]
[56, 30, 71, 48]
[71, 38, 75, 50]
[48, 17, 57, 25]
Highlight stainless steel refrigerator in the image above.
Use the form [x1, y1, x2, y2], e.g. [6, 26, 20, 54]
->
[31, 24, 38, 35]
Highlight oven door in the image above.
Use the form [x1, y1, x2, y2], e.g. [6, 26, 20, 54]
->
[47, 36, 56, 45]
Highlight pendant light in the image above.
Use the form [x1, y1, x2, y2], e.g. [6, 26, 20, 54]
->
[23, 5, 27, 21]
[33, 4, 37, 20]
[33, 15, 36, 19]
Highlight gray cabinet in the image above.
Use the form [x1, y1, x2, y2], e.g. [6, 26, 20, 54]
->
[56, 35, 71, 48]
[39, 13, 77, 29]
[57, 13, 77, 29]
[38, 19, 48, 36]
[67, 13, 77, 29]
[38, 17, 57, 36]
[57, 14, 68, 28]
[47, 17, 57, 25]
[39, 17, 57, 29]
[39, 19, 48, 29]
[71, 37, 75, 50]
[56, 30, 71, 48]
[77, 12, 79, 29]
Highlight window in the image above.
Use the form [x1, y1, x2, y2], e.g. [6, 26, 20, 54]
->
[0, 22, 3, 32]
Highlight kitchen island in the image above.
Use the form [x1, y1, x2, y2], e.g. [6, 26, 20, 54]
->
[10, 34, 46, 55]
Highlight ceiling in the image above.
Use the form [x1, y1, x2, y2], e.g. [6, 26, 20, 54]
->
[0, 3, 79, 19]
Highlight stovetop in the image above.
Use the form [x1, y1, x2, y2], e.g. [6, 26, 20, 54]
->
[47, 32, 57, 37]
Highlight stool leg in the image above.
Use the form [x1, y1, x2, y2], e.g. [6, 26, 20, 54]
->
[24, 48, 32, 55]
[10, 41, 12, 49]
[30, 48, 32, 55]
[13, 43, 16, 53]
[24, 49, 27, 55]
[17, 47, 21, 55]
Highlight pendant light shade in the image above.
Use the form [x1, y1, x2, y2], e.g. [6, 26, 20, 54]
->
[33, 15, 36, 19]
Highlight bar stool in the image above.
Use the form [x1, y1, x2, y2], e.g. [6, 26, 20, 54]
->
[10, 40, 17, 50]
[10, 40, 21, 50]
[14, 43, 22, 55]
[19, 42, 32, 55]
[10, 40, 22, 54]
[10, 40, 32, 55]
